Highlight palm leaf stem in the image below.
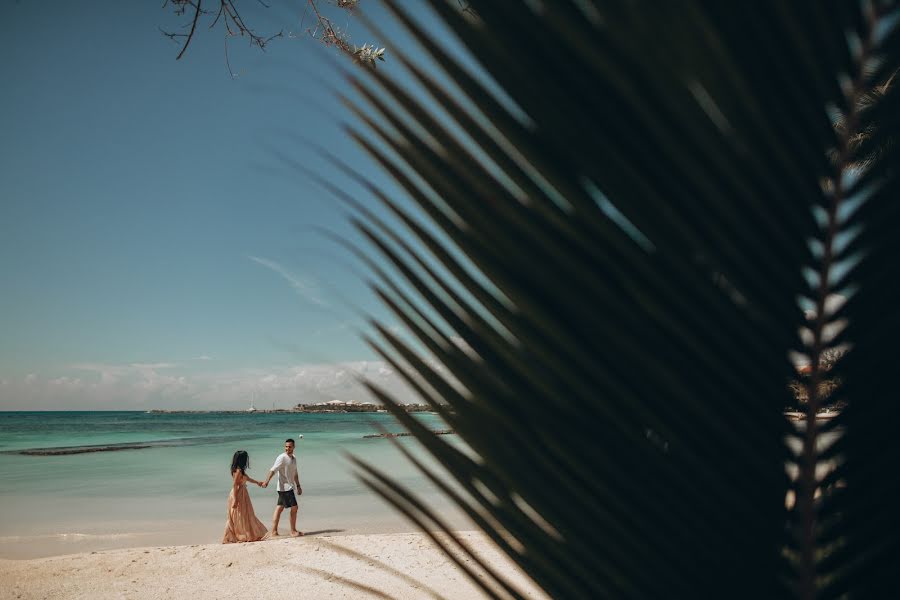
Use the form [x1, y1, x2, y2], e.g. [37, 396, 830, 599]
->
[795, 5, 883, 598]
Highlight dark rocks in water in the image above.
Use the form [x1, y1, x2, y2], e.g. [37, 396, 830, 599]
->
[19, 445, 154, 456]
[363, 429, 454, 439]
[8, 434, 250, 456]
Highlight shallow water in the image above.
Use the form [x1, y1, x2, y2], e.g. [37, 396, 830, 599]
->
[0, 411, 471, 558]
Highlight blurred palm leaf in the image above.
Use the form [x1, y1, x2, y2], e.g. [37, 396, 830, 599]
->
[338, 1, 900, 598]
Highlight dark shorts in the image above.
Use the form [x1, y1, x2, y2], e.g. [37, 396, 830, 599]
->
[277, 490, 298, 508]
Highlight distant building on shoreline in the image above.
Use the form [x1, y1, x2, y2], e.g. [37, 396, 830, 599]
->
[295, 400, 433, 413]
[146, 400, 436, 415]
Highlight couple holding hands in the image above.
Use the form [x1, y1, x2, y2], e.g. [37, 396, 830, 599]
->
[223, 438, 304, 543]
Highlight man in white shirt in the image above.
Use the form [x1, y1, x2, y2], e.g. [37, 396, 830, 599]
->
[261, 438, 303, 537]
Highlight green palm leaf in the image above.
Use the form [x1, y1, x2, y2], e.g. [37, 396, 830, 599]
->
[337, 1, 900, 598]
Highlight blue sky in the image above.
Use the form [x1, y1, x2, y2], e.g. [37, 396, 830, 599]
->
[0, 1, 457, 409]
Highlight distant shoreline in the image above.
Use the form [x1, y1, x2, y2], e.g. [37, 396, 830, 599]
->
[146, 403, 437, 415]
[784, 410, 840, 422]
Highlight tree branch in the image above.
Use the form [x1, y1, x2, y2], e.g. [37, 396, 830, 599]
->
[176, 0, 202, 60]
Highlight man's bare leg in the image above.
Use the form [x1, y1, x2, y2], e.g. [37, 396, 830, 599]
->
[289, 505, 302, 536]
[271, 505, 284, 536]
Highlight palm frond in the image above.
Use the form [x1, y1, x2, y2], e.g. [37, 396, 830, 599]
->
[335, 1, 900, 598]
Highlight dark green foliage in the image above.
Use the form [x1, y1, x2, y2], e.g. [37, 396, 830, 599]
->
[342, 1, 900, 598]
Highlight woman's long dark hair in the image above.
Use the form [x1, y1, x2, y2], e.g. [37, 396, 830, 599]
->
[230, 450, 249, 474]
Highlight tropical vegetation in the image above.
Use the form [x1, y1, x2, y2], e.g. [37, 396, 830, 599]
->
[337, 2, 900, 599]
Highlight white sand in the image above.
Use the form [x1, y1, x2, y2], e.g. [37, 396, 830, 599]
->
[0, 531, 548, 600]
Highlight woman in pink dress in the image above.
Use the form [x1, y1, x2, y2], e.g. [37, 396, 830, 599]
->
[222, 450, 268, 543]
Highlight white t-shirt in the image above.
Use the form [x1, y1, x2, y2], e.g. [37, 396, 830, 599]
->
[270, 452, 299, 492]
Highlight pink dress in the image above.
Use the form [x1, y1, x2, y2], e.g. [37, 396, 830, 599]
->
[222, 471, 268, 543]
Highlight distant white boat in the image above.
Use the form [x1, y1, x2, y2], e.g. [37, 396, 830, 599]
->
[248, 392, 257, 413]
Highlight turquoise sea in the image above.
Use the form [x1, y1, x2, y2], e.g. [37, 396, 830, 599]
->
[0, 411, 469, 559]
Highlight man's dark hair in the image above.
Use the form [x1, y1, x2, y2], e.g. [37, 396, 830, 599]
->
[285, 438, 295, 445]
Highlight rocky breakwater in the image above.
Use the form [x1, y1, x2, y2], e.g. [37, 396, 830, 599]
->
[363, 429, 455, 439]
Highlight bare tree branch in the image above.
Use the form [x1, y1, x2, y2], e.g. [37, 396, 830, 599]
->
[177, 0, 202, 60]
[161, 0, 284, 65]
[161, 0, 395, 69]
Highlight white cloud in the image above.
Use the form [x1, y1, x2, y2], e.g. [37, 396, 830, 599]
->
[0, 360, 430, 410]
[194, 355, 213, 361]
[248, 255, 325, 307]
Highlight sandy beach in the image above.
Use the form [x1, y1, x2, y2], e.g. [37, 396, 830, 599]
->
[0, 531, 547, 600]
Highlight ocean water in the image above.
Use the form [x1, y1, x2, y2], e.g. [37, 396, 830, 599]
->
[0, 411, 471, 559]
